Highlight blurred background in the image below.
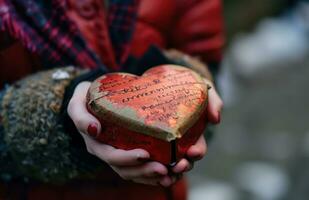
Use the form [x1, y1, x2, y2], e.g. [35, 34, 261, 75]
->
[188, 0, 309, 200]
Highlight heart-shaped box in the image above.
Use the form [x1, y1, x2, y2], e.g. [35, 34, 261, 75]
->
[87, 65, 209, 165]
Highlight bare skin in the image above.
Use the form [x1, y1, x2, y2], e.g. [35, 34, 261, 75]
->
[68, 81, 223, 187]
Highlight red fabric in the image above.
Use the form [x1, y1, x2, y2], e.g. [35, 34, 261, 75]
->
[170, 0, 225, 62]
[66, 0, 118, 70]
[131, 0, 225, 63]
[0, 0, 100, 69]
[0, 35, 41, 88]
[28, 179, 186, 200]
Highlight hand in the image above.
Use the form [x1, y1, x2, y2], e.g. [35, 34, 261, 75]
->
[204, 80, 223, 124]
[67, 82, 175, 187]
[172, 82, 223, 174]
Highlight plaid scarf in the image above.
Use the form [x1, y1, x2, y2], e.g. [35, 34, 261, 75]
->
[0, 0, 139, 71]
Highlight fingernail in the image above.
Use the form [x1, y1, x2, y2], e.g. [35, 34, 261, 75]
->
[87, 123, 98, 138]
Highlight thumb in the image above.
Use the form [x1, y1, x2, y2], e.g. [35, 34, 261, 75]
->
[67, 81, 101, 137]
[204, 80, 223, 124]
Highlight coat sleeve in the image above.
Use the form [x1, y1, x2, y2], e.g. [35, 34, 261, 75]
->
[130, 0, 225, 76]
[169, 0, 225, 65]
[0, 86, 19, 180]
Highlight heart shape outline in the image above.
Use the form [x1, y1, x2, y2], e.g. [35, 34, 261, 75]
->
[87, 65, 208, 141]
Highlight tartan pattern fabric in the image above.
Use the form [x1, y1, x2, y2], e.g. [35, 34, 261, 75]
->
[0, 0, 139, 70]
[108, 0, 139, 65]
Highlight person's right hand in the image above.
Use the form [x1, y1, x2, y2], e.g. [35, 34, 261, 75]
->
[67, 82, 175, 187]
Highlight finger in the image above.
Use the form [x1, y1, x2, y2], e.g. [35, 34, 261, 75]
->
[159, 175, 177, 187]
[80, 133, 151, 166]
[186, 134, 207, 161]
[185, 161, 194, 172]
[79, 132, 105, 155]
[114, 161, 168, 180]
[206, 84, 223, 124]
[67, 82, 101, 136]
[93, 145, 150, 166]
[172, 158, 195, 174]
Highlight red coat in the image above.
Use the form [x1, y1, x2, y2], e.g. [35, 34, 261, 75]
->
[0, 0, 224, 199]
